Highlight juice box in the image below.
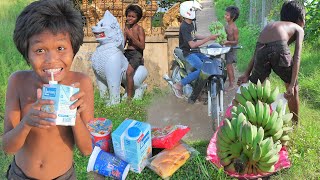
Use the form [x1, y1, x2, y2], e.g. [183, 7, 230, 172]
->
[112, 119, 152, 173]
[41, 83, 79, 126]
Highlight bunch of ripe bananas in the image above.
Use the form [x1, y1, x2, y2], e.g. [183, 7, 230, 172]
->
[217, 80, 293, 175]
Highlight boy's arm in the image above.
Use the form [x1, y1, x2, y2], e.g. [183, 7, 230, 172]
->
[71, 75, 94, 155]
[123, 29, 127, 48]
[237, 56, 254, 85]
[188, 34, 219, 48]
[3, 73, 55, 154]
[287, 26, 304, 95]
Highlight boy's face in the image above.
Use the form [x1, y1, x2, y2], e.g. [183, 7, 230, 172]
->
[126, 11, 138, 25]
[224, 11, 232, 22]
[28, 30, 74, 84]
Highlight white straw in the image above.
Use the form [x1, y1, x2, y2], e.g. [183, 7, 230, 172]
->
[51, 72, 54, 81]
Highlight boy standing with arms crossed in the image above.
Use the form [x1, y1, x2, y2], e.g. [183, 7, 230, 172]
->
[223, 6, 240, 92]
[3, 0, 94, 179]
[124, 4, 146, 100]
[238, 1, 305, 125]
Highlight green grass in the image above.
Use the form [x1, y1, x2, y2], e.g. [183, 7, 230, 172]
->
[1, 0, 320, 179]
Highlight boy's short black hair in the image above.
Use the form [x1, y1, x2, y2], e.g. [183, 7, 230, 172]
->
[280, 1, 305, 23]
[125, 4, 143, 22]
[13, 0, 84, 63]
[226, 6, 240, 22]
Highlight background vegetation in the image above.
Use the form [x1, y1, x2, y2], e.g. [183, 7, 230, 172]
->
[1, 0, 319, 179]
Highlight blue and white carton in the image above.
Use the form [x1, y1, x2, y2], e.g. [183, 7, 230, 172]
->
[41, 82, 79, 126]
[112, 119, 152, 173]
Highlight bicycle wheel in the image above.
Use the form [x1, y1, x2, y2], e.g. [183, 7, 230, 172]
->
[210, 80, 223, 130]
[170, 65, 181, 84]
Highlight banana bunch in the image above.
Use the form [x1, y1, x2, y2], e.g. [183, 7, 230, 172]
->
[235, 79, 280, 106]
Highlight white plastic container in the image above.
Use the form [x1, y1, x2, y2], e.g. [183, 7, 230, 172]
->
[41, 81, 79, 126]
[112, 119, 152, 173]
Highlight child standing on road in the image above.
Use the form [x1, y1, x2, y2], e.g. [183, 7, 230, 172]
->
[124, 4, 146, 100]
[223, 6, 239, 92]
[3, 0, 94, 179]
[237, 1, 305, 125]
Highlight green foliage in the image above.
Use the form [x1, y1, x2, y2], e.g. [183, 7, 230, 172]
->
[208, 21, 227, 44]
[304, 0, 320, 44]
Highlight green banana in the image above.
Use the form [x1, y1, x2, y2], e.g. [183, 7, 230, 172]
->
[262, 79, 271, 102]
[260, 149, 277, 162]
[276, 99, 284, 116]
[248, 82, 258, 102]
[231, 106, 238, 114]
[237, 113, 247, 140]
[261, 103, 271, 127]
[282, 126, 293, 135]
[282, 113, 293, 124]
[246, 101, 257, 124]
[223, 119, 236, 142]
[272, 128, 283, 141]
[217, 150, 232, 160]
[255, 100, 264, 126]
[237, 104, 248, 119]
[217, 138, 231, 152]
[260, 154, 279, 166]
[245, 122, 254, 146]
[267, 116, 284, 136]
[274, 141, 282, 153]
[257, 163, 275, 173]
[267, 86, 279, 104]
[231, 117, 238, 137]
[218, 129, 232, 144]
[256, 79, 264, 101]
[264, 111, 279, 131]
[220, 155, 233, 166]
[240, 86, 253, 102]
[280, 134, 290, 141]
[221, 125, 235, 143]
[253, 127, 264, 145]
[260, 137, 274, 156]
[252, 143, 262, 162]
[230, 142, 243, 157]
[240, 121, 248, 144]
[235, 93, 247, 106]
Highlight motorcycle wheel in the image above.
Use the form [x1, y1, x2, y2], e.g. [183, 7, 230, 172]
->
[210, 81, 222, 130]
[171, 65, 182, 84]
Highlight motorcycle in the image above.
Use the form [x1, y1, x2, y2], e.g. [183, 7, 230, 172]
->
[163, 43, 242, 128]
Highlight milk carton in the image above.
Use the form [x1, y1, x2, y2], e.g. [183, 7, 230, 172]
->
[41, 81, 79, 126]
[112, 119, 152, 173]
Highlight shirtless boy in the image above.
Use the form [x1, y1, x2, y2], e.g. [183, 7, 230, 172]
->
[3, 0, 94, 179]
[237, 1, 305, 124]
[124, 4, 145, 100]
[223, 6, 239, 91]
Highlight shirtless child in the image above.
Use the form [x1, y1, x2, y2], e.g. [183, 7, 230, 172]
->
[124, 4, 146, 100]
[223, 6, 239, 91]
[2, 0, 94, 179]
[238, 1, 305, 125]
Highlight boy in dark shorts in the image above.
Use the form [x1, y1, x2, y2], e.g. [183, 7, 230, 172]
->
[3, 0, 94, 179]
[223, 6, 240, 91]
[237, 1, 305, 125]
[124, 4, 145, 100]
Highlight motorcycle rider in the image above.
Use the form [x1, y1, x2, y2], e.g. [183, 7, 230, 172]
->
[172, 0, 219, 101]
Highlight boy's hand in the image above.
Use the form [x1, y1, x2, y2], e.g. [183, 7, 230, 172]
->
[124, 27, 133, 39]
[284, 84, 294, 99]
[70, 82, 86, 114]
[24, 88, 56, 128]
[237, 74, 249, 85]
[210, 34, 219, 40]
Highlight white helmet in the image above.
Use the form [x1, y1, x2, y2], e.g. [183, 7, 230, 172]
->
[179, 1, 202, 20]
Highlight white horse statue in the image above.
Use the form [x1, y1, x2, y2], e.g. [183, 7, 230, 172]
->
[91, 11, 148, 106]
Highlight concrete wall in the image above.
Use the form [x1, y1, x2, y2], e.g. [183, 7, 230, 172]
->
[71, 28, 179, 91]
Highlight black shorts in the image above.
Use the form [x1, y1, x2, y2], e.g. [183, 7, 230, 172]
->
[6, 158, 76, 180]
[124, 49, 143, 70]
[225, 48, 237, 64]
[249, 40, 294, 84]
